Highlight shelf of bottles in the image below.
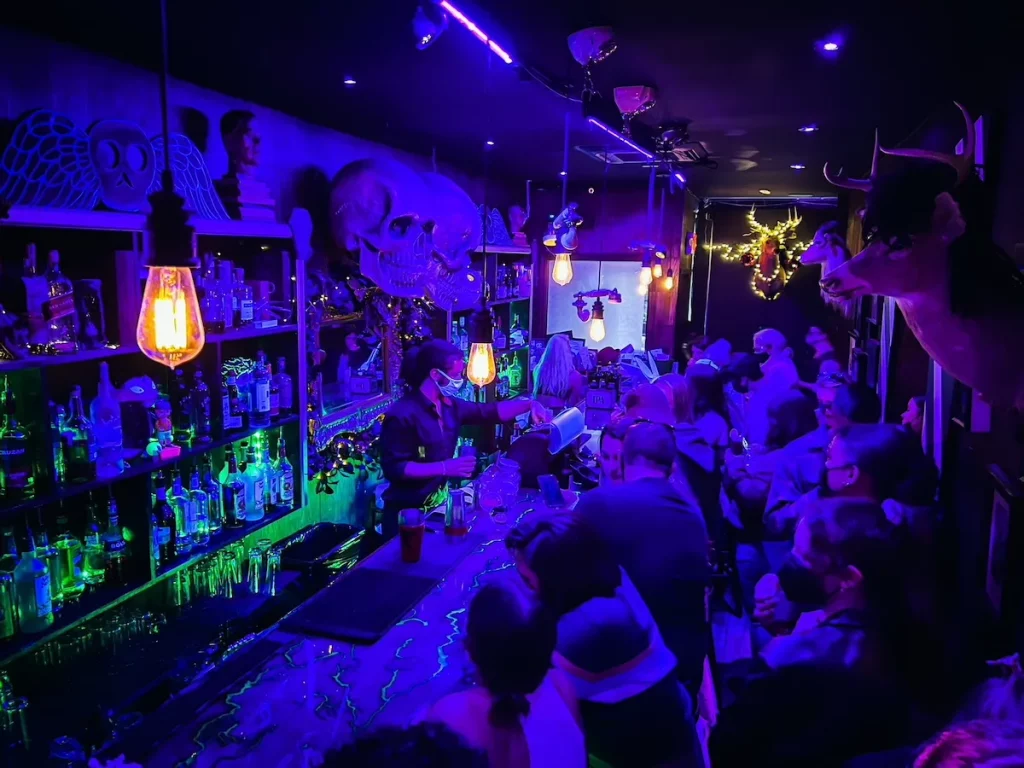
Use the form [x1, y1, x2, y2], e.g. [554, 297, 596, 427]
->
[0, 222, 308, 667]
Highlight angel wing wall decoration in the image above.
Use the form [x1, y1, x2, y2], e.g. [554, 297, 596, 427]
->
[0, 110, 229, 220]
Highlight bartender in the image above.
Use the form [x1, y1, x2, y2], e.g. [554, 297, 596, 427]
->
[378, 339, 550, 538]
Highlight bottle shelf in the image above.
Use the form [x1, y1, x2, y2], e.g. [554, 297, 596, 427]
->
[0, 344, 140, 372]
[0, 414, 300, 518]
[206, 323, 299, 344]
[0, 577, 147, 668]
[154, 500, 299, 580]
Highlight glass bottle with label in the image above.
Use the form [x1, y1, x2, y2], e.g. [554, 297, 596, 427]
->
[102, 495, 127, 585]
[200, 456, 223, 535]
[192, 369, 212, 442]
[44, 250, 79, 354]
[37, 517, 64, 614]
[243, 444, 265, 521]
[0, 377, 34, 499]
[273, 358, 293, 414]
[189, 467, 210, 547]
[82, 493, 106, 585]
[169, 469, 194, 556]
[251, 352, 271, 428]
[222, 449, 246, 527]
[269, 374, 280, 418]
[234, 268, 254, 326]
[153, 471, 175, 564]
[224, 375, 244, 431]
[65, 386, 96, 483]
[171, 369, 193, 444]
[14, 528, 53, 633]
[261, 442, 279, 509]
[50, 402, 67, 484]
[277, 436, 294, 506]
[0, 527, 18, 574]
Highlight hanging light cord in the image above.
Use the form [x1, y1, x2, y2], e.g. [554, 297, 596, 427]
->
[158, 0, 172, 175]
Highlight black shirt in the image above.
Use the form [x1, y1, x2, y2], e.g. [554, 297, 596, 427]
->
[379, 390, 499, 509]
[575, 476, 711, 686]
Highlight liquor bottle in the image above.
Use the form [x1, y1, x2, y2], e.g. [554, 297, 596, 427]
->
[192, 369, 212, 442]
[82, 493, 106, 585]
[458, 316, 469, 354]
[235, 268, 254, 326]
[0, 377, 34, 499]
[201, 456, 223, 535]
[222, 449, 246, 527]
[269, 374, 280, 418]
[188, 467, 210, 547]
[243, 444, 265, 521]
[218, 260, 235, 331]
[168, 469, 194, 556]
[51, 402, 67, 484]
[14, 528, 53, 633]
[493, 319, 507, 351]
[496, 266, 508, 300]
[251, 352, 271, 428]
[277, 436, 294, 506]
[171, 369, 193, 444]
[102, 495, 127, 585]
[261, 443, 279, 509]
[274, 358, 293, 414]
[224, 375, 244, 430]
[91, 362, 124, 479]
[508, 356, 523, 392]
[152, 471, 175, 564]
[451, 320, 459, 346]
[238, 441, 249, 473]
[0, 527, 17, 574]
[36, 514, 64, 613]
[44, 250, 79, 354]
[65, 386, 96, 483]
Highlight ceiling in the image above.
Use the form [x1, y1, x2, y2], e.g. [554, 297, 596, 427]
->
[5, 0, 1006, 198]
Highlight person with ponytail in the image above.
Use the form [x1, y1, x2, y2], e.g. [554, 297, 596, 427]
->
[425, 582, 586, 768]
[379, 340, 551, 538]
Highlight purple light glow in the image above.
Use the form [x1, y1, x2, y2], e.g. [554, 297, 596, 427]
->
[790, 164, 806, 170]
[586, 117, 655, 160]
[559, 170, 567, 176]
[343, 77, 357, 86]
[674, 172, 686, 185]
[823, 41, 839, 51]
[439, 1, 514, 64]
[485, 139, 495, 146]
[798, 124, 818, 133]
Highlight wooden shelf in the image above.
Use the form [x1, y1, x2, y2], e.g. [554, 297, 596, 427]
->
[2, 206, 294, 239]
[0, 414, 300, 519]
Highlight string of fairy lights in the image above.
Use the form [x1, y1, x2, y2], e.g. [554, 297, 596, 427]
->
[703, 206, 809, 301]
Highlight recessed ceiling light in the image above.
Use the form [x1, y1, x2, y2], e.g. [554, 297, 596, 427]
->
[559, 170, 567, 176]
[790, 164, 806, 170]
[485, 139, 495, 147]
[798, 124, 818, 133]
[343, 77, 357, 86]
[823, 41, 839, 52]
[759, 189, 772, 195]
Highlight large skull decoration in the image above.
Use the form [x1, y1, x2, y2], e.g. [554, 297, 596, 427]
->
[330, 158, 432, 298]
[88, 120, 157, 212]
[330, 160, 483, 309]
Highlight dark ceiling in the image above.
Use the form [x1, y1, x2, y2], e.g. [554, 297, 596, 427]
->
[5, 0, 1008, 198]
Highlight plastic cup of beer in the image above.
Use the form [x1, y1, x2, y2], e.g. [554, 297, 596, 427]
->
[398, 508, 426, 563]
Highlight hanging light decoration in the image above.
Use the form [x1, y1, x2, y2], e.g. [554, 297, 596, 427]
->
[465, 308, 496, 387]
[652, 261, 663, 279]
[663, 265, 675, 291]
[551, 252, 574, 286]
[542, 219, 558, 248]
[137, 0, 204, 370]
[588, 298, 606, 343]
[639, 252, 653, 286]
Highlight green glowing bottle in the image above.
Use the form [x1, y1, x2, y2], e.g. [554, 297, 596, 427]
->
[14, 528, 53, 633]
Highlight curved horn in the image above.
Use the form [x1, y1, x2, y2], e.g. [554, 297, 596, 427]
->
[880, 102, 975, 184]
[822, 129, 880, 191]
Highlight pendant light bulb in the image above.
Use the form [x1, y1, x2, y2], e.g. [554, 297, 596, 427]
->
[552, 252, 574, 286]
[137, 265, 205, 369]
[466, 309, 496, 387]
[639, 265, 653, 286]
[652, 261, 663, 279]
[663, 267, 675, 291]
[589, 299, 606, 343]
[638, 282, 649, 296]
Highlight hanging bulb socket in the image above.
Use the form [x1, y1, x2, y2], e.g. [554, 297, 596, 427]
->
[663, 267, 675, 290]
[466, 308, 496, 387]
[589, 298, 606, 343]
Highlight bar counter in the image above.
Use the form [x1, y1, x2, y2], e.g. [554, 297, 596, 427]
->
[141, 494, 560, 767]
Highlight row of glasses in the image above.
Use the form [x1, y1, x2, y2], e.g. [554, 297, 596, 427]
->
[31, 610, 168, 669]
[170, 538, 283, 607]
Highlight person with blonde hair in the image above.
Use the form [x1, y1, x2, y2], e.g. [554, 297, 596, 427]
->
[532, 335, 587, 411]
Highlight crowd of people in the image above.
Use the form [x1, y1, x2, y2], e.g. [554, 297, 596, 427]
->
[354, 328, 1024, 768]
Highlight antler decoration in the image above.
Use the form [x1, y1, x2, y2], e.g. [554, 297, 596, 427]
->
[823, 129, 880, 191]
[881, 101, 976, 184]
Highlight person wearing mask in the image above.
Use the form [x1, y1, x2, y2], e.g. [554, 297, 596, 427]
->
[532, 334, 588, 411]
[425, 582, 585, 768]
[902, 395, 926, 437]
[575, 421, 711, 697]
[506, 513, 701, 768]
[597, 420, 629, 487]
[379, 340, 550, 538]
[739, 328, 801, 447]
[763, 382, 882, 539]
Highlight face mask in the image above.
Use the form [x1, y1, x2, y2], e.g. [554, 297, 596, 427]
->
[778, 553, 829, 606]
[754, 352, 770, 366]
[433, 370, 464, 397]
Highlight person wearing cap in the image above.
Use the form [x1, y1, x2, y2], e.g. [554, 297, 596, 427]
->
[740, 328, 800, 447]
[378, 340, 550, 538]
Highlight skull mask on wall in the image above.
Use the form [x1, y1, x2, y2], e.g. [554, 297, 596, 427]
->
[87, 120, 156, 212]
[331, 159, 483, 309]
